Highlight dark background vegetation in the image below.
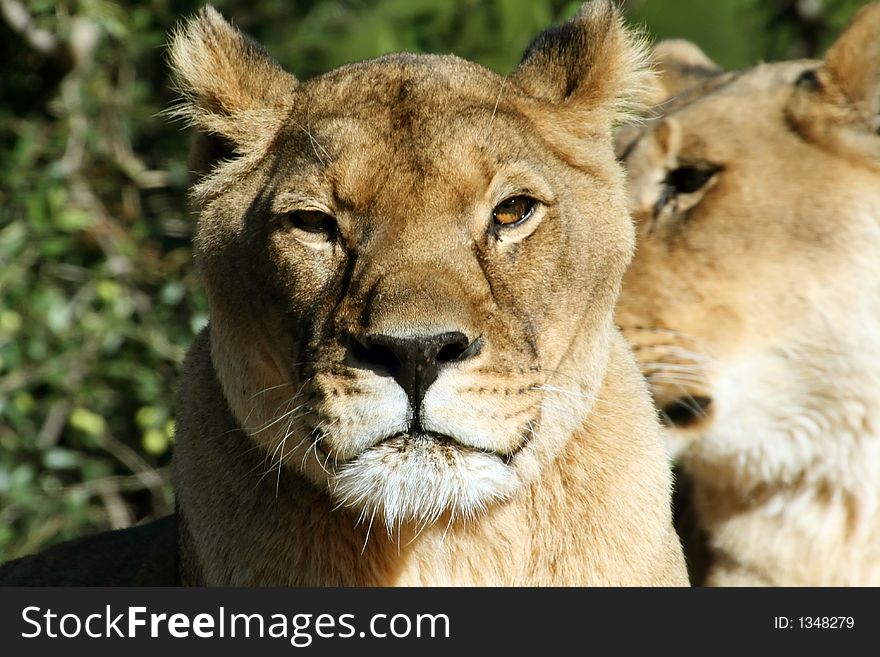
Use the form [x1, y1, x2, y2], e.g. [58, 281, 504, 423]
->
[0, 0, 869, 562]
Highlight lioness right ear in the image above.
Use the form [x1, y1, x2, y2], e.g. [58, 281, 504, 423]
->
[508, 0, 654, 131]
[167, 6, 298, 172]
[649, 39, 723, 103]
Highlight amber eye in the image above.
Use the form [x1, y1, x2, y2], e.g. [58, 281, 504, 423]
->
[281, 210, 337, 237]
[493, 196, 536, 227]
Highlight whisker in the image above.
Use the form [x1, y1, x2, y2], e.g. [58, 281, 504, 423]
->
[488, 77, 505, 130]
[361, 506, 377, 554]
[245, 380, 295, 402]
[646, 373, 708, 386]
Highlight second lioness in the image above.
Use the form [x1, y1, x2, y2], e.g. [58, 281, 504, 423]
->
[617, 4, 880, 585]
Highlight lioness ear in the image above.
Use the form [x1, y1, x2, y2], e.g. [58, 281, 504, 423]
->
[167, 5, 297, 168]
[823, 3, 880, 122]
[613, 40, 719, 158]
[649, 39, 722, 102]
[787, 2, 880, 163]
[508, 0, 654, 128]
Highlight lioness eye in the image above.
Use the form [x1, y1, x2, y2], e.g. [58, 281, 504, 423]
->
[666, 165, 719, 195]
[281, 210, 337, 237]
[493, 196, 535, 227]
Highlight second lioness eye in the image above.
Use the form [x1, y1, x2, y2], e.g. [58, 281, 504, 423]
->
[666, 165, 720, 194]
[493, 196, 536, 227]
[282, 210, 337, 237]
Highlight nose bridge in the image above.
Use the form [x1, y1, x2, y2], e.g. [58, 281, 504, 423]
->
[357, 248, 484, 338]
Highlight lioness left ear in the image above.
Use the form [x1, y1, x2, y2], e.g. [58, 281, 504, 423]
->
[787, 2, 880, 162]
[167, 5, 298, 173]
[508, 0, 654, 130]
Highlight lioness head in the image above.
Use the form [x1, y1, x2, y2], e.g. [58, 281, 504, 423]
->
[616, 4, 880, 493]
[169, 2, 652, 529]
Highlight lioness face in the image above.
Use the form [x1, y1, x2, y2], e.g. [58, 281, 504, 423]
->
[172, 3, 649, 528]
[617, 46, 880, 486]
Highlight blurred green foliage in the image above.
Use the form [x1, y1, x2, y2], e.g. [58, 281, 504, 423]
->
[628, 0, 869, 69]
[0, 0, 870, 562]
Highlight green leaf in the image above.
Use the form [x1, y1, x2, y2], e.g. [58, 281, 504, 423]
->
[69, 407, 107, 437]
[135, 405, 165, 429]
[142, 427, 168, 455]
[43, 448, 81, 470]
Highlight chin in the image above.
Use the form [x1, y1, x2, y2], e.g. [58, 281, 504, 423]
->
[330, 433, 520, 530]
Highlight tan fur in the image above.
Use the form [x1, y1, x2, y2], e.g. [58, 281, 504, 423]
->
[641, 39, 725, 106]
[613, 38, 723, 165]
[168, 2, 686, 586]
[616, 4, 880, 585]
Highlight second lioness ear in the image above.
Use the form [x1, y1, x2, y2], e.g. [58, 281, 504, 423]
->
[787, 2, 880, 163]
[823, 2, 880, 124]
[649, 39, 723, 102]
[168, 5, 298, 171]
[508, 0, 654, 128]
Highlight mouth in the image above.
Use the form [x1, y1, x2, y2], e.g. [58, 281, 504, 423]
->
[311, 427, 533, 466]
[657, 395, 712, 429]
[328, 429, 523, 528]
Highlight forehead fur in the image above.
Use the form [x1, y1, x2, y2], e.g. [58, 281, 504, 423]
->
[310, 52, 502, 104]
[287, 53, 518, 154]
[193, 60, 559, 212]
[655, 61, 811, 120]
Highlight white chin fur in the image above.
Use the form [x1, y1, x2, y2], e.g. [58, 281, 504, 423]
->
[331, 438, 519, 530]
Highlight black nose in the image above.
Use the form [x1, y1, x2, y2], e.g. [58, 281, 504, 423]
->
[660, 396, 712, 428]
[349, 331, 480, 413]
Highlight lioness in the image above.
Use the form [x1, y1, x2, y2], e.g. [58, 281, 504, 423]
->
[616, 4, 880, 586]
[165, 0, 689, 586]
[166, 0, 689, 587]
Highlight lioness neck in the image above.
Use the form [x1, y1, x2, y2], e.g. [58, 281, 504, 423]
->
[700, 488, 880, 586]
[173, 329, 686, 586]
[696, 417, 880, 586]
